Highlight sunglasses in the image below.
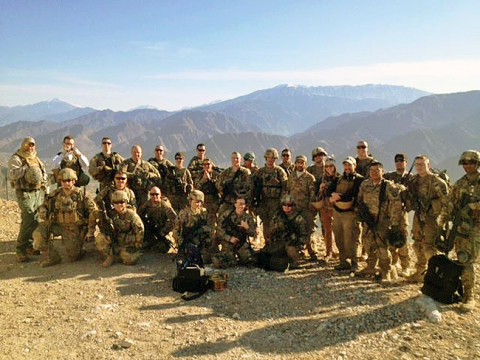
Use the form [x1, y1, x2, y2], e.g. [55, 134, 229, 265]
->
[113, 200, 126, 204]
[155, 149, 164, 152]
[27, 142, 36, 146]
[395, 159, 405, 163]
[115, 177, 127, 181]
[197, 149, 206, 152]
[357, 145, 367, 149]
[282, 203, 294, 207]
[175, 157, 183, 160]
[462, 161, 476, 165]
[150, 193, 160, 196]
[282, 154, 290, 157]
[102, 142, 112, 145]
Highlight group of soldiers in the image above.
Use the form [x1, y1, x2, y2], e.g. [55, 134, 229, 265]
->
[7, 136, 480, 313]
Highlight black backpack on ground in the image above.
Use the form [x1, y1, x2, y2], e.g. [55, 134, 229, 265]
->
[172, 265, 210, 300]
[421, 254, 463, 304]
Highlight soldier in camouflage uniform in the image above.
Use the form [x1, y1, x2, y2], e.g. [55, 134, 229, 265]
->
[172, 190, 212, 267]
[188, 143, 208, 180]
[94, 169, 137, 212]
[122, 145, 160, 210]
[287, 155, 317, 260]
[280, 148, 295, 177]
[243, 152, 259, 175]
[356, 161, 403, 282]
[384, 153, 412, 276]
[327, 157, 364, 271]
[307, 147, 328, 240]
[95, 190, 144, 267]
[260, 194, 309, 269]
[138, 186, 176, 252]
[213, 196, 257, 268]
[165, 152, 194, 213]
[253, 148, 288, 244]
[88, 137, 124, 191]
[33, 169, 97, 267]
[51, 135, 90, 187]
[217, 152, 252, 215]
[148, 144, 173, 188]
[405, 154, 449, 282]
[439, 150, 480, 312]
[8, 137, 49, 262]
[355, 140, 375, 178]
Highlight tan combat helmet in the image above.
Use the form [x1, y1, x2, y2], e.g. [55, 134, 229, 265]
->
[311, 147, 328, 161]
[111, 190, 129, 203]
[264, 148, 279, 159]
[59, 168, 78, 181]
[189, 189, 204, 202]
[458, 150, 480, 165]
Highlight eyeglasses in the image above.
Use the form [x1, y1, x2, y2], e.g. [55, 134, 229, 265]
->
[102, 141, 112, 145]
[155, 149, 164, 152]
[357, 145, 367, 149]
[150, 193, 160, 196]
[113, 200, 126, 204]
[175, 157, 182, 160]
[282, 203, 294, 207]
[115, 177, 127, 181]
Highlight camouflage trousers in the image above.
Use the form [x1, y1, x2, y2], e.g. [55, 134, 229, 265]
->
[390, 211, 411, 269]
[297, 204, 316, 257]
[455, 224, 480, 292]
[204, 198, 219, 250]
[412, 214, 438, 273]
[362, 222, 392, 275]
[15, 189, 44, 255]
[33, 222, 87, 263]
[257, 198, 281, 244]
[212, 240, 255, 268]
[95, 232, 142, 265]
[332, 209, 360, 263]
[320, 208, 334, 256]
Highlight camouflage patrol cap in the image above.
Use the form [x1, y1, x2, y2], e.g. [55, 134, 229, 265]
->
[111, 190, 128, 203]
[458, 150, 480, 165]
[189, 189, 204, 202]
[342, 156, 356, 167]
[281, 194, 296, 205]
[244, 152, 256, 161]
[24, 167, 43, 185]
[295, 155, 307, 163]
[325, 156, 336, 166]
[311, 147, 328, 160]
[59, 168, 78, 181]
[264, 148, 279, 159]
[175, 152, 185, 159]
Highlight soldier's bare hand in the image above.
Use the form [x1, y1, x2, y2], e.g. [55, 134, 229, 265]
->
[230, 237, 239, 245]
[239, 220, 249, 230]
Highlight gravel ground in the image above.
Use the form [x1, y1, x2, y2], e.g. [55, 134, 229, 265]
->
[0, 198, 479, 360]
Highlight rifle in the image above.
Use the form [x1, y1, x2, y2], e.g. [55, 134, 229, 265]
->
[98, 199, 116, 238]
[143, 212, 176, 250]
[168, 167, 186, 195]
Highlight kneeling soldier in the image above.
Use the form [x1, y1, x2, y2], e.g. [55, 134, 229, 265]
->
[33, 168, 96, 267]
[95, 190, 144, 267]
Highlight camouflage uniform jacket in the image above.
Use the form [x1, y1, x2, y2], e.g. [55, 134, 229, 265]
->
[441, 172, 480, 225]
[193, 168, 221, 202]
[254, 165, 288, 201]
[165, 166, 193, 195]
[286, 171, 316, 209]
[280, 162, 295, 177]
[148, 157, 173, 182]
[88, 151, 125, 189]
[271, 209, 308, 247]
[307, 164, 324, 184]
[172, 207, 211, 247]
[111, 208, 144, 248]
[384, 170, 413, 185]
[95, 185, 137, 215]
[187, 156, 206, 179]
[216, 166, 252, 205]
[217, 209, 256, 243]
[8, 152, 48, 191]
[405, 173, 449, 218]
[355, 156, 374, 178]
[246, 164, 260, 175]
[138, 199, 177, 236]
[122, 158, 161, 193]
[357, 179, 403, 226]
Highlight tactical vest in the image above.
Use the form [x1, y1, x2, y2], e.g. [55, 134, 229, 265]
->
[260, 167, 284, 199]
[52, 188, 87, 225]
[11, 154, 45, 191]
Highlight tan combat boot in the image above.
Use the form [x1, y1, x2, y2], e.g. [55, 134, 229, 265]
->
[40, 250, 61, 267]
[460, 287, 476, 313]
[102, 255, 114, 268]
[407, 267, 425, 283]
[356, 265, 377, 277]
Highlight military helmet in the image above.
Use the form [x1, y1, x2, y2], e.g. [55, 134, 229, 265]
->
[281, 194, 296, 205]
[111, 190, 128, 203]
[24, 167, 43, 185]
[311, 147, 328, 161]
[59, 168, 78, 181]
[189, 189, 204, 202]
[295, 155, 307, 163]
[264, 148, 279, 159]
[244, 152, 256, 161]
[458, 150, 480, 165]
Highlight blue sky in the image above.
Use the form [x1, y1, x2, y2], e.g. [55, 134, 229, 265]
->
[1, 0, 479, 110]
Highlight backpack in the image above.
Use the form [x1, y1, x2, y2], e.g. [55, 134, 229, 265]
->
[172, 265, 210, 300]
[421, 254, 463, 304]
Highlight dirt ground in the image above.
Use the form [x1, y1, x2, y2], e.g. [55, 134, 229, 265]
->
[0, 198, 479, 360]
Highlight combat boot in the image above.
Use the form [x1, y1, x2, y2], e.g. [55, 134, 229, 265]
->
[40, 251, 61, 268]
[389, 266, 398, 283]
[407, 268, 425, 283]
[460, 287, 476, 313]
[16, 251, 28, 263]
[334, 261, 351, 271]
[356, 265, 377, 277]
[102, 255, 114, 268]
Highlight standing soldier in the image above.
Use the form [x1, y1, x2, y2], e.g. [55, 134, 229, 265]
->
[243, 152, 259, 175]
[187, 143, 208, 180]
[89, 137, 124, 191]
[307, 147, 328, 236]
[8, 137, 48, 262]
[165, 152, 194, 213]
[95, 190, 144, 267]
[33, 168, 96, 267]
[328, 157, 364, 271]
[213, 196, 257, 268]
[384, 153, 413, 276]
[280, 148, 295, 177]
[287, 155, 317, 260]
[122, 145, 160, 209]
[405, 154, 449, 282]
[439, 150, 480, 312]
[253, 148, 288, 244]
[217, 152, 252, 215]
[52, 135, 90, 187]
[355, 140, 374, 178]
[138, 186, 176, 253]
[148, 144, 173, 186]
[356, 161, 403, 282]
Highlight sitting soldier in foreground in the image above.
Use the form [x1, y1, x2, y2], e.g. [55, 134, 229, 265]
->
[138, 187, 177, 253]
[33, 168, 96, 267]
[213, 196, 257, 268]
[95, 190, 144, 267]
